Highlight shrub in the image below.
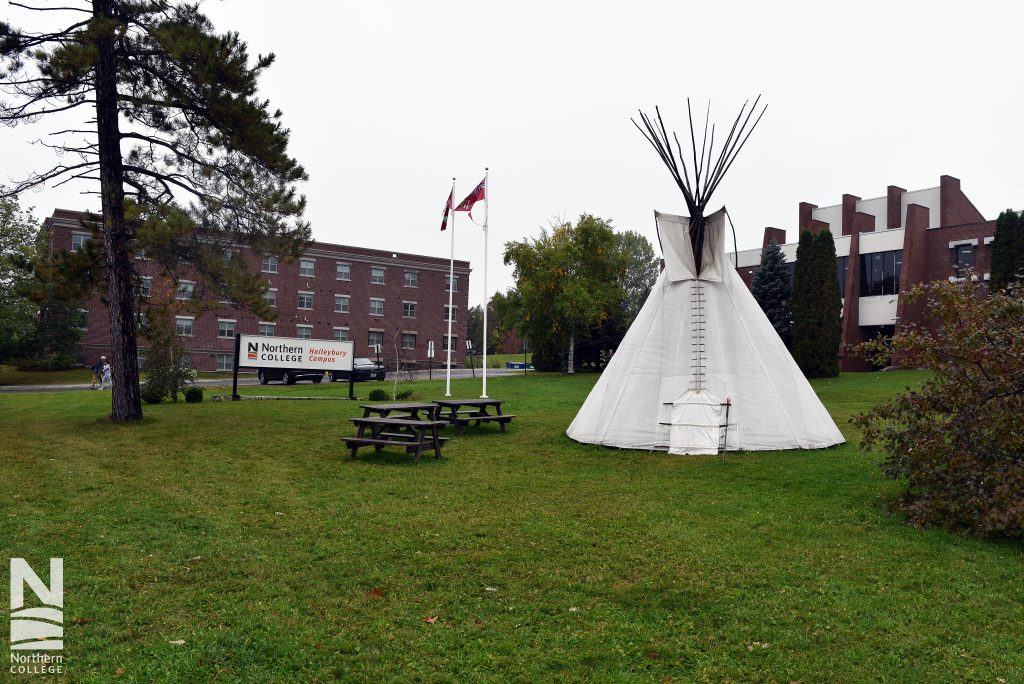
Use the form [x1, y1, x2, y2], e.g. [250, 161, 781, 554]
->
[395, 389, 414, 401]
[367, 388, 387, 401]
[184, 386, 203, 403]
[140, 381, 164, 405]
[854, 279, 1024, 539]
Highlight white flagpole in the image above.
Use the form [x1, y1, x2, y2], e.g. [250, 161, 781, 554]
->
[445, 177, 456, 397]
[481, 167, 489, 399]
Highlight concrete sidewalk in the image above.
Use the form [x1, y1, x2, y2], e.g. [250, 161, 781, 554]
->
[0, 367, 528, 393]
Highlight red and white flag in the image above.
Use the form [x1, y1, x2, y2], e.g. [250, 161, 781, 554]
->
[440, 189, 453, 231]
[455, 177, 486, 220]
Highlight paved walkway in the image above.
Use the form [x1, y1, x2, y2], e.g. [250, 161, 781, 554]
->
[0, 367, 528, 393]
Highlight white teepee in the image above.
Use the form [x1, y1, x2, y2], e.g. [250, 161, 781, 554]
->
[566, 209, 845, 453]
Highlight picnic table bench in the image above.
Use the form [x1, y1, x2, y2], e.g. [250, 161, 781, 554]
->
[345, 417, 448, 462]
[360, 402, 441, 421]
[432, 399, 515, 434]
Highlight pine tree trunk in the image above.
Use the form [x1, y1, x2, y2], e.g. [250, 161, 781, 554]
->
[94, 0, 142, 421]
[567, 332, 575, 374]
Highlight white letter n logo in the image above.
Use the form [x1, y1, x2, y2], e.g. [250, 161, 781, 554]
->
[9, 558, 63, 651]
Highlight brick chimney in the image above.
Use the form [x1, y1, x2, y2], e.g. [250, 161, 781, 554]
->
[798, 202, 817, 232]
[841, 194, 860, 236]
[762, 227, 786, 249]
[886, 185, 905, 229]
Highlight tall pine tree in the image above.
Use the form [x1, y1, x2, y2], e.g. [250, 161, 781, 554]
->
[990, 209, 1022, 291]
[751, 239, 792, 348]
[1, 2, 309, 420]
[791, 230, 841, 377]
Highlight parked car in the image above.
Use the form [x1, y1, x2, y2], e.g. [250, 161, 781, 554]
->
[256, 367, 325, 385]
[328, 357, 386, 382]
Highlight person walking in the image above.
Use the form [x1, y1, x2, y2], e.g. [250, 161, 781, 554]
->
[100, 360, 112, 390]
[90, 356, 105, 390]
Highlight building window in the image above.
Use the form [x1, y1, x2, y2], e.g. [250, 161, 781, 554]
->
[139, 277, 152, 298]
[368, 330, 384, 348]
[442, 335, 458, 352]
[404, 271, 418, 288]
[218, 319, 236, 338]
[444, 305, 457, 322]
[258, 322, 276, 337]
[954, 244, 974, 278]
[334, 294, 350, 313]
[137, 348, 146, 370]
[180, 352, 191, 369]
[336, 262, 351, 281]
[175, 316, 194, 336]
[859, 249, 902, 296]
[298, 291, 313, 309]
[370, 267, 385, 285]
[176, 280, 194, 300]
[296, 324, 313, 340]
[299, 258, 315, 277]
[262, 255, 278, 273]
[216, 353, 234, 371]
[836, 256, 848, 299]
[265, 288, 277, 307]
[401, 333, 417, 350]
[369, 298, 384, 316]
[403, 301, 416, 319]
[71, 233, 90, 252]
[136, 312, 148, 332]
[445, 274, 459, 292]
[333, 327, 349, 342]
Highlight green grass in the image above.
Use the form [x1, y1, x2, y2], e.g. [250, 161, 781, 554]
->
[1, 371, 1021, 682]
[466, 353, 532, 369]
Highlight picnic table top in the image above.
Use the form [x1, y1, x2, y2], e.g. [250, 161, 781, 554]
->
[350, 417, 447, 427]
[359, 402, 439, 411]
[432, 398, 504, 407]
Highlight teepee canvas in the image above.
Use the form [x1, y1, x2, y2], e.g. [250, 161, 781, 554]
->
[566, 99, 844, 453]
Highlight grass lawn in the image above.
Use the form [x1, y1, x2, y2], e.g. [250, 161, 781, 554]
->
[1, 371, 1021, 682]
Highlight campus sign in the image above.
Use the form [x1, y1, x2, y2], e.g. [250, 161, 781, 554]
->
[237, 334, 354, 372]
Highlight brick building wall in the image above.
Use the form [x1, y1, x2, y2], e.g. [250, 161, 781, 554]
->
[45, 210, 471, 372]
[733, 175, 998, 371]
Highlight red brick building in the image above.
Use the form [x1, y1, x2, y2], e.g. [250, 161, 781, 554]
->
[44, 210, 471, 372]
[734, 175, 996, 371]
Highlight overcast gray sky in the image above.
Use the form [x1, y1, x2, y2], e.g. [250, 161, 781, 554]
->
[4, 0, 1022, 305]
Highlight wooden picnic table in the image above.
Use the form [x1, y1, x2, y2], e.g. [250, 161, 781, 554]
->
[345, 417, 448, 462]
[432, 398, 515, 434]
[359, 402, 441, 421]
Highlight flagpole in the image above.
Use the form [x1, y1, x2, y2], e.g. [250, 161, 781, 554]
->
[445, 177, 456, 397]
[481, 167, 489, 399]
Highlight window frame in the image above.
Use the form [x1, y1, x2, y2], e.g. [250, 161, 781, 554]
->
[262, 255, 279, 273]
[297, 291, 314, 310]
[258, 322, 276, 337]
[175, 316, 194, 337]
[404, 271, 418, 288]
[295, 324, 313, 340]
[335, 262, 351, 281]
[299, 258, 315, 277]
[334, 294, 350, 314]
[369, 297, 384, 316]
[217, 319, 236, 339]
[370, 267, 386, 285]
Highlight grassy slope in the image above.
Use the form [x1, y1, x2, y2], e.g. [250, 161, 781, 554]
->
[0, 372, 1021, 683]
[0, 366, 244, 386]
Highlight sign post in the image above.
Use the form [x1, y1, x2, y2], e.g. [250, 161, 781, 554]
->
[232, 334, 242, 400]
[427, 340, 435, 380]
[466, 339, 475, 379]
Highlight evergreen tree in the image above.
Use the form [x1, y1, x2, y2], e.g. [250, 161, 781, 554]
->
[1, 2, 309, 420]
[751, 239, 792, 348]
[990, 209, 1022, 291]
[791, 230, 841, 377]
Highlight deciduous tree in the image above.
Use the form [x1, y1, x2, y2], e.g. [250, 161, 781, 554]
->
[1, 1, 309, 420]
[504, 215, 627, 373]
[854, 279, 1024, 539]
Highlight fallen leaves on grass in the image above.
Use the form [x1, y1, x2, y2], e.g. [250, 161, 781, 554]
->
[422, 615, 438, 624]
[366, 588, 384, 599]
[114, 668, 125, 676]
[747, 641, 770, 651]
[168, 639, 186, 646]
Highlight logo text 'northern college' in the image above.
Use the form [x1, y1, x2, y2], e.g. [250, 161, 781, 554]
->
[9, 559, 64, 675]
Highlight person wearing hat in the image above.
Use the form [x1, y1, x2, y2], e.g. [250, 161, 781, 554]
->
[90, 355, 106, 390]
